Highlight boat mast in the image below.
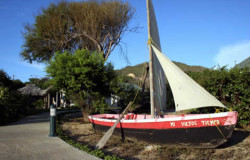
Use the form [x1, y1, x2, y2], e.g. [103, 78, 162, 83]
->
[146, 0, 155, 117]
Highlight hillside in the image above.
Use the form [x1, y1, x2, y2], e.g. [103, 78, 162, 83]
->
[116, 63, 147, 78]
[236, 56, 250, 68]
[116, 61, 208, 78]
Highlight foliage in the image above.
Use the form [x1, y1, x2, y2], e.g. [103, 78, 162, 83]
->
[188, 66, 250, 127]
[1, 93, 33, 124]
[0, 69, 48, 125]
[28, 77, 51, 89]
[166, 83, 175, 109]
[0, 85, 8, 100]
[0, 86, 35, 125]
[0, 69, 12, 87]
[32, 99, 45, 109]
[0, 69, 25, 90]
[21, 0, 135, 63]
[114, 83, 140, 109]
[56, 112, 124, 160]
[12, 79, 25, 90]
[46, 49, 116, 120]
[93, 97, 109, 114]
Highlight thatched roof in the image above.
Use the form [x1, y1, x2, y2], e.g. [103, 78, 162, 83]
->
[18, 84, 52, 96]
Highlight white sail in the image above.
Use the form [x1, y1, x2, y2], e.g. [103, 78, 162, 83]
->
[147, 0, 167, 113]
[151, 45, 226, 111]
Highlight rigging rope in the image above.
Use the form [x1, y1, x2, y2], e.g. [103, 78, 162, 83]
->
[209, 115, 226, 139]
[147, 37, 161, 51]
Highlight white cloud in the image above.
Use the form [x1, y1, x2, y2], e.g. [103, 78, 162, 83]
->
[214, 41, 250, 68]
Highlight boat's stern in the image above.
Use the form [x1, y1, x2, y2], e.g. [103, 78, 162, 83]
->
[225, 111, 238, 126]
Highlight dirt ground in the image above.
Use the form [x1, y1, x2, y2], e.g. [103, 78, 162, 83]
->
[60, 116, 250, 160]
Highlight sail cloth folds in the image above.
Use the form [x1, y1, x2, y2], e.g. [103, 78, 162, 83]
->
[151, 45, 226, 111]
[147, 0, 167, 112]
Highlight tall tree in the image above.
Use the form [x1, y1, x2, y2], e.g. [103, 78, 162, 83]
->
[46, 49, 116, 121]
[21, 0, 135, 63]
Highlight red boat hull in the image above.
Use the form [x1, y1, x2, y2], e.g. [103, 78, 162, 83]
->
[89, 111, 237, 148]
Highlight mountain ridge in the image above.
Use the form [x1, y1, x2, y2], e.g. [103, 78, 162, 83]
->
[116, 61, 208, 78]
[236, 56, 250, 68]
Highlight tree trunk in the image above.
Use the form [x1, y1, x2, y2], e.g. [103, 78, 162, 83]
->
[44, 96, 47, 109]
[81, 109, 89, 122]
[56, 92, 59, 107]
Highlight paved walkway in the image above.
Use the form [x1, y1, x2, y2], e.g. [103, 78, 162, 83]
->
[0, 112, 101, 160]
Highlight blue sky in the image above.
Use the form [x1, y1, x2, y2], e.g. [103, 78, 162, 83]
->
[0, 0, 250, 82]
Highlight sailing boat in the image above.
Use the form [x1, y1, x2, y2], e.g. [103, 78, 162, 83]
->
[89, 0, 238, 148]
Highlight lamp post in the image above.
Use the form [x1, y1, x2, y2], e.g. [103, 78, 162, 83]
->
[49, 104, 56, 137]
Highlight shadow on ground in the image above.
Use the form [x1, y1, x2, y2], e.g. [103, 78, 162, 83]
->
[9, 112, 50, 125]
[218, 129, 249, 148]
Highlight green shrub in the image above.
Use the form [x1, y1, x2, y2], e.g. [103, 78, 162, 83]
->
[0, 86, 8, 100]
[93, 97, 109, 114]
[46, 49, 116, 121]
[104, 155, 121, 160]
[33, 99, 45, 109]
[188, 67, 250, 127]
[0, 70, 12, 87]
[0, 69, 39, 125]
[114, 83, 141, 109]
